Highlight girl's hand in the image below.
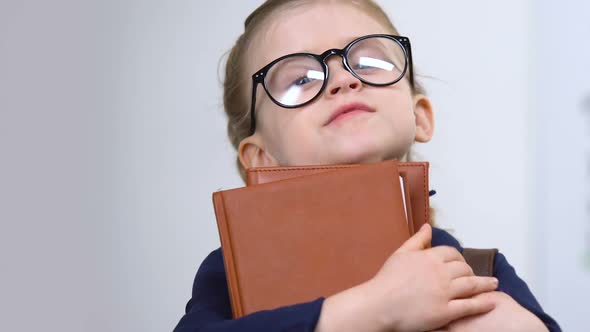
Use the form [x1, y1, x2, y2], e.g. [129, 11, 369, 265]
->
[366, 224, 498, 332]
[438, 291, 549, 332]
[314, 224, 498, 332]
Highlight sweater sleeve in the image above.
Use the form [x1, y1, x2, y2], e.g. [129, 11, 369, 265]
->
[431, 227, 561, 332]
[173, 248, 325, 332]
[493, 252, 561, 332]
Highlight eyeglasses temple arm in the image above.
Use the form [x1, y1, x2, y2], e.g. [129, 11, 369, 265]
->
[249, 81, 257, 135]
[404, 39, 415, 88]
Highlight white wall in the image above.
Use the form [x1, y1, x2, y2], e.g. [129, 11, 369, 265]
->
[532, 0, 590, 330]
[1, 0, 587, 331]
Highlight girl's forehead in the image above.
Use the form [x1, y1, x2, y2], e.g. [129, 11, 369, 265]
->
[248, 2, 391, 71]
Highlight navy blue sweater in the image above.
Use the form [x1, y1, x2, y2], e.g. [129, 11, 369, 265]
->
[174, 227, 560, 331]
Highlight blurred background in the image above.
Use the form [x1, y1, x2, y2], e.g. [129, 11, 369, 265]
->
[1, 0, 588, 331]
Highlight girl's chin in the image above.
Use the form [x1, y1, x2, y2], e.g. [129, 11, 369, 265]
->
[323, 148, 386, 165]
[322, 142, 409, 165]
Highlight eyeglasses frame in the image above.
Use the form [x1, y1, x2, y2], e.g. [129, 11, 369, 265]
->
[249, 34, 414, 135]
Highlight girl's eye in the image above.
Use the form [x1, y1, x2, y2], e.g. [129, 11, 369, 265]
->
[352, 56, 396, 74]
[275, 68, 323, 92]
[285, 70, 323, 89]
[292, 76, 312, 86]
[353, 63, 371, 70]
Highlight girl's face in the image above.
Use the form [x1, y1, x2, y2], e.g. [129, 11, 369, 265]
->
[239, 2, 434, 168]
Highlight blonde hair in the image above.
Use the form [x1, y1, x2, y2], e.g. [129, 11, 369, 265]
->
[223, 0, 426, 182]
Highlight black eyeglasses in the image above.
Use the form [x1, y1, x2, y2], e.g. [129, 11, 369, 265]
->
[248, 34, 413, 134]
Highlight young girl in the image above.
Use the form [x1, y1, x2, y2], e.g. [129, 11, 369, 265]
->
[175, 0, 560, 331]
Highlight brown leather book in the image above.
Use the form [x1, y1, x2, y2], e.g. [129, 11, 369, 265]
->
[213, 160, 412, 318]
[246, 161, 431, 234]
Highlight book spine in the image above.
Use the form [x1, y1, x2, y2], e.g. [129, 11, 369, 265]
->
[212, 192, 244, 318]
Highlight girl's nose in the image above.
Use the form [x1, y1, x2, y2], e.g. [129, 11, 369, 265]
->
[325, 57, 362, 97]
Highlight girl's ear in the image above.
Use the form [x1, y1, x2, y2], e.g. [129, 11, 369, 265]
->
[413, 94, 435, 143]
[238, 134, 280, 169]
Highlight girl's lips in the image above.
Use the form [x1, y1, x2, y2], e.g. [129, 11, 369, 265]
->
[324, 102, 376, 126]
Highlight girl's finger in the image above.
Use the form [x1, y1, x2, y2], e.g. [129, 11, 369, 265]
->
[395, 223, 432, 253]
[449, 276, 498, 299]
[445, 261, 474, 279]
[429, 245, 465, 263]
[446, 292, 496, 321]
